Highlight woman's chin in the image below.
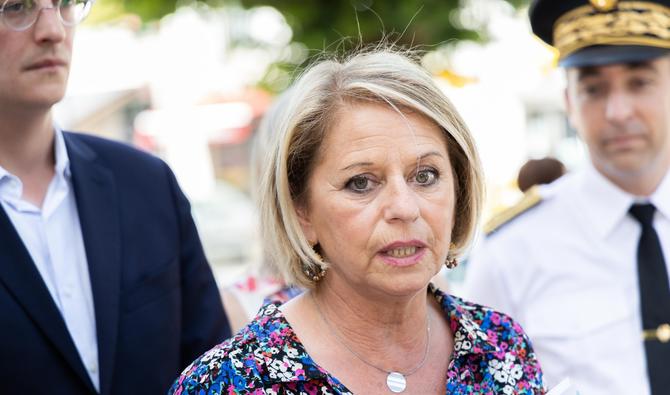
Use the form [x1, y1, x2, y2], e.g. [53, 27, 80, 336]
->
[368, 273, 433, 299]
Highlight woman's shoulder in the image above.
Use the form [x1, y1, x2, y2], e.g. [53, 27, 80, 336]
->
[447, 293, 528, 337]
[168, 303, 287, 394]
[432, 286, 546, 393]
[433, 286, 529, 340]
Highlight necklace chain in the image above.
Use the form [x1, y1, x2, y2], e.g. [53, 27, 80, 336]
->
[311, 293, 431, 377]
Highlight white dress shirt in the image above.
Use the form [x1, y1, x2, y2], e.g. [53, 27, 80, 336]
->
[463, 163, 670, 395]
[0, 129, 99, 392]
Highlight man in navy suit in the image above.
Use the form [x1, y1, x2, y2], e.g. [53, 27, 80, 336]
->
[0, 1, 230, 394]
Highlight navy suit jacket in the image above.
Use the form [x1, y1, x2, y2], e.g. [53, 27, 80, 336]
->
[0, 132, 231, 394]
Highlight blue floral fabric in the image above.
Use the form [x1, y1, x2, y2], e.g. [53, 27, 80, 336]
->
[169, 285, 545, 394]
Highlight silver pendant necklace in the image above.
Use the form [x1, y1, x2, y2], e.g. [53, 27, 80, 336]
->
[311, 293, 431, 393]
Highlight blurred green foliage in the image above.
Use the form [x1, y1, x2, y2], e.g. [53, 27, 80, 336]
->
[240, 0, 526, 49]
[89, 0, 196, 22]
[90, 0, 528, 48]
[87, 0, 528, 92]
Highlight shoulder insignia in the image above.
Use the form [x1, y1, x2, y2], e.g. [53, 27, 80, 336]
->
[484, 185, 543, 236]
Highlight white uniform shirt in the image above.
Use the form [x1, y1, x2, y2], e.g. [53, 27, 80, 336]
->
[463, 163, 670, 395]
[0, 129, 100, 392]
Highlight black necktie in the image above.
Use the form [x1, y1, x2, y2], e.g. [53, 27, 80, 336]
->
[630, 203, 670, 394]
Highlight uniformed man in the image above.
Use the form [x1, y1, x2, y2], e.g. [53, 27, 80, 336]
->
[463, 1, 670, 394]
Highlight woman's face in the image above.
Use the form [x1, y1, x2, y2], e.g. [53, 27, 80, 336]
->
[298, 102, 456, 298]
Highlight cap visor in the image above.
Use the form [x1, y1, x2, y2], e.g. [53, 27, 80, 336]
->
[560, 45, 670, 68]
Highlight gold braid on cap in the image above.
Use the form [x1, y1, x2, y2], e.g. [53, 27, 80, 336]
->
[590, 0, 619, 12]
[553, 1, 670, 60]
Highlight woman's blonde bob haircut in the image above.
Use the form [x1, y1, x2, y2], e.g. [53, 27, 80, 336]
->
[258, 48, 484, 288]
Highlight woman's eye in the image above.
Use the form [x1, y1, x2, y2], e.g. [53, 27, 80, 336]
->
[345, 175, 373, 193]
[415, 169, 437, 185]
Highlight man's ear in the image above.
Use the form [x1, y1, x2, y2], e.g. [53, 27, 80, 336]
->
[295, 204, 317, 245]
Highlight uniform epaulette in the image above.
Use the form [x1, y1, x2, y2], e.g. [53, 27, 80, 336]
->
[484, 185, 543, 236]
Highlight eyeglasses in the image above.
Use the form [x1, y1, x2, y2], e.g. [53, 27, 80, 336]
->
[0, 0, 94, 32]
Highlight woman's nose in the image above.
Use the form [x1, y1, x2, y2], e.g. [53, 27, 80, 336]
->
[382, 177, 420, 223]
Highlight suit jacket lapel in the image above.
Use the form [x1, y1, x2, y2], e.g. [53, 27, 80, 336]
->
[65, 133, 121, 395]
[0, 195, 96, 392]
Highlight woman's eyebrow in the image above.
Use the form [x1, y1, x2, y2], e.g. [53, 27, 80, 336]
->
[417, 151, 446, 162]
[340, 162, 374, 172]
[339, 152, 446, 171]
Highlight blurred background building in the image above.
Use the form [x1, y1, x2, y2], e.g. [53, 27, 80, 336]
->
[55, 0, 585, 287]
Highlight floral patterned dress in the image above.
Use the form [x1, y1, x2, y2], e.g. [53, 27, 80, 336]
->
[169, 286, 545, 394]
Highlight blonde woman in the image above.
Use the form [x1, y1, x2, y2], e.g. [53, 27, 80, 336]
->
[170, 49, 545, 394]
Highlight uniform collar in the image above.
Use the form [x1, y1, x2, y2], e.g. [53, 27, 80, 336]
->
[650, 170, 670, 222]
[577, 162, 670, 238]
[576, 162, 636, 239]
